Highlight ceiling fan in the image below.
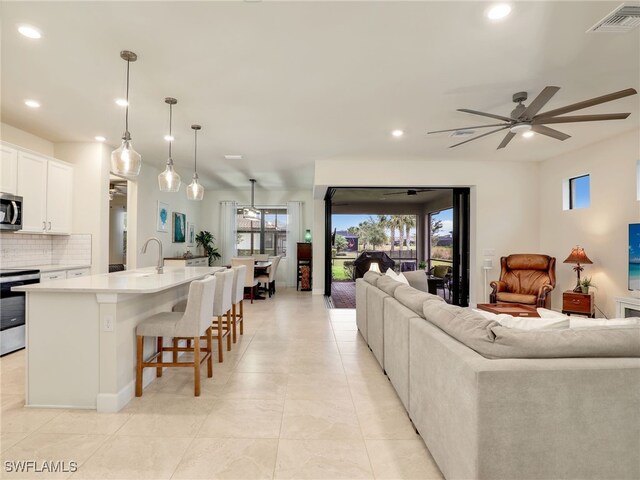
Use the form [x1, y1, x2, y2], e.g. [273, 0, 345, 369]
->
[427, 86, 637, 149]
[383, 189, 435, 196]
[108, 183, 127, 200]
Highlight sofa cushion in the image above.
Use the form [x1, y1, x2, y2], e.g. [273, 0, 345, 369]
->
[395, 284, 444, 316]
[363, 271, 381, 286]
[402, 270, 429, 292]
[423, 303, 640, 358]
[496, 292, 537, 305]
[472, 309, 569, 330]
[378, 275, 403, 296]
[570, 317, 640, 328]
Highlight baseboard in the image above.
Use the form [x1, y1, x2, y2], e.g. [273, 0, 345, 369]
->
[97, 367, 156, 413]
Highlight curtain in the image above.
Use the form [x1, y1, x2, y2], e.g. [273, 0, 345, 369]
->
[286, 201, 303, 286]
[219, 201, 238, 265]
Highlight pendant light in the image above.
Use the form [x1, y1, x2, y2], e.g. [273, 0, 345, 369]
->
[186, 125, 205, 201]
[243, 179, 261, 221]
[111, 50, 142, 177]
[158, 97, 182, 192]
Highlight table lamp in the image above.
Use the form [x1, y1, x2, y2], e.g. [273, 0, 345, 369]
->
[369, 262, 381, 273]
[563, 246, 592, 292]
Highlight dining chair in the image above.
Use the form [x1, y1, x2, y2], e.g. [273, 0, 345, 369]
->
[231, 257, 259, 303]
[230, 265, 246, 343]
[257, 255, 282, 297]
[135, 275, 216, 397]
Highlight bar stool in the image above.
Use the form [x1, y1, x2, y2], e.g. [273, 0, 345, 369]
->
[211, 269, 234, 362]
[135, 275, 216, 397]
[231, 265, 246, 343]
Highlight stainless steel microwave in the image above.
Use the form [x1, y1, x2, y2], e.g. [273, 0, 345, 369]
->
[0, 193, 23, 231]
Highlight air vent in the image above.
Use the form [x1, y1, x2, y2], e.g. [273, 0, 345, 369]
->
[224, 154, 243, 161]
[588, 3, 640, 33]
[450, 130, 475, 137]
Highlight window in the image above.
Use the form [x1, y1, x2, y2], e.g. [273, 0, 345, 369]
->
[569, 174, 590, 209]
[236, 208, 287, 257]
[428, 208, 453, 270]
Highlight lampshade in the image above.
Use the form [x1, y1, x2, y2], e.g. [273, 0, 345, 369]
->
[369, 262, 381, 273]
[158, 98, 181, 192]
[186, 125, 204, 201]
[563, 246, 593, 265]
[110, 51, 141, 177]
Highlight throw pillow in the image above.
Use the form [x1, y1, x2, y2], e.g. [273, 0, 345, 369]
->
[385, 268, 398, 280]
[472, 309, 569, 330]
[396, 272, 410, 285]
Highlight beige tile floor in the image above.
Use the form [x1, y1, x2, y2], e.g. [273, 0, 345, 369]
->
[0, 288, 443, 479]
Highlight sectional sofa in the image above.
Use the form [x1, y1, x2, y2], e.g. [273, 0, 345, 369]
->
[355, 271, 640, 480]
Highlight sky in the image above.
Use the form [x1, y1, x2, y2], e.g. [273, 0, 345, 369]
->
[332, 209, 453, 237]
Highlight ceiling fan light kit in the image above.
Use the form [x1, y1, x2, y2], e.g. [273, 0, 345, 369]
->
[110, 50, 142, 177]
[428, 86, 637, 149]
[158, 97, 182, 192]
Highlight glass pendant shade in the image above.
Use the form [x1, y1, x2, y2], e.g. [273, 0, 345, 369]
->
[187, 174, 204, 200]
[158, 159, 181, 192]
[187, 124, 204, 201]
[111, 136, 141, 176]
[111, 51, 141, 177]
[158, 97, 181, 192]
[243, 179, 260, 221]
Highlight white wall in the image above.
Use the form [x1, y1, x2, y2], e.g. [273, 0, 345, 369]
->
[1, 122, 54, 157]
[539, 129, 640, 318]
[201, 187, 313, 286]
[314, 158, 541, 302]
[54, 143, 111, 274]
[129, 163, 204, 269]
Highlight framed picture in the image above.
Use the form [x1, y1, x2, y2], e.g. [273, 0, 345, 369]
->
[173, 212, 186, 243]
[187, 223, 196, 247]
[157, 201, 169, 233]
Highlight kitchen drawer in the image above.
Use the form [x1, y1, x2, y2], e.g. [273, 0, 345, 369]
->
[67, 268, 90, 278]
[40, 271, 67, 282]
[185, 258, 208, 266]
[562, 292, 594, 315]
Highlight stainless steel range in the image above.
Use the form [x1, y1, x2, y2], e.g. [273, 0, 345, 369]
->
[0, 268, 40, 355]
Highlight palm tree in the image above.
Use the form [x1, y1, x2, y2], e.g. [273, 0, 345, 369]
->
[404, 215, 416, 253]
[376, 215, 394, 254]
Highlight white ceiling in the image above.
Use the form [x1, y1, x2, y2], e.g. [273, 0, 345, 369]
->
[2, 1, 639, 190]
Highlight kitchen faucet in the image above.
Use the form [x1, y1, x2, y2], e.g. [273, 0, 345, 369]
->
[140, 237, 164, 274]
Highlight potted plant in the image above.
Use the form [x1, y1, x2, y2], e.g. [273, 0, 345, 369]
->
[418, 260, 427, 270]
[580, 277, 596, 294]
[195, 230, 222, 266]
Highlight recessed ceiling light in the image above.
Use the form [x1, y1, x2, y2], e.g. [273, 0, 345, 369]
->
[24, 99, 40, 108]
[95, 136, 106, 142]
[18, 25, 42, 39]
[391, 129, 404, 138]
[224, 154, 243, 160]
[164, 135, 174, 142]
[115, 98, 128, 107]
[487, 3, 511, 20]
[522, 131, 535, 138]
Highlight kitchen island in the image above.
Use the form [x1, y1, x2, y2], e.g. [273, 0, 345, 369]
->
[14, 266, 223, 412]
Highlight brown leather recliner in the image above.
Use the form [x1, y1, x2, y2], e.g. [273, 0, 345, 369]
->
[489, 254, 556, 309]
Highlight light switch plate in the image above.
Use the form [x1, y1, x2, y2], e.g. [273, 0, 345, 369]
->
[103, 315, 114, 332]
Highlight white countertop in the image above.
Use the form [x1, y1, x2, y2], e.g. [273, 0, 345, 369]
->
[14, 266, 224, 294]
[28, 264, 91, 273]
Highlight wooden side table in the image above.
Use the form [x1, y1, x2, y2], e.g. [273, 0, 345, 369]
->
[562, 291, 595, 317]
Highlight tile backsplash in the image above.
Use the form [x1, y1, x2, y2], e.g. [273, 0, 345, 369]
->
[0, 233, 91, 268]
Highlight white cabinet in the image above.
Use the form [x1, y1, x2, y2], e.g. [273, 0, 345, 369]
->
[17, 151, 48, 232]
[46, 161, 73, 234]
[164, 257, 209, 267]
[66, 268, 90, 278]
[40, 270, 67, 282]
[0, 145, 18, 194]
[16, 150, 73, 235]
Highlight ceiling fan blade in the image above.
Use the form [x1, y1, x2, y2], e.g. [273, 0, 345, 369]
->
[427, 123, 508, 134]
[535, 113, 630, 124]
[382, 192, 409, 196]
[518, 86, 560, 120]
[457, 109, 513, 123]
[449, 126, 510, 148]
[535, 88, 637, 119]
[497, 132, 516, 149]
[531, 124, 571, 141]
